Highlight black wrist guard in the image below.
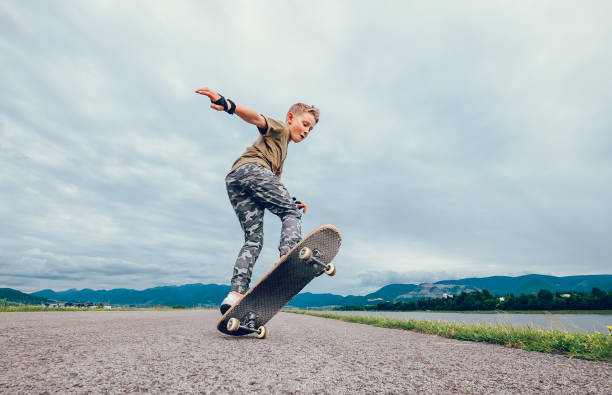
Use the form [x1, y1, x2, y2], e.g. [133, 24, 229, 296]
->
[227, 99, 236, 114]
[213, 94, 236, 115]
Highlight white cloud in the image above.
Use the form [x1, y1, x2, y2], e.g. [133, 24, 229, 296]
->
[1, 1, 611, 295]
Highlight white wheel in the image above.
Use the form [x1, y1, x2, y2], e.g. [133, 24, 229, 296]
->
[324, 263, 337, 276]
[256, 325, 267, 339]
[299, 247, 312, 261]
[227, 317, 240, 332]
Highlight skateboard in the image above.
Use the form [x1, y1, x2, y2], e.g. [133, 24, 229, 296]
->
[217, 225, 342, 339]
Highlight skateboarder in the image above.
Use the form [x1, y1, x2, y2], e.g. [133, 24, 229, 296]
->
[195, 87, 319, 314]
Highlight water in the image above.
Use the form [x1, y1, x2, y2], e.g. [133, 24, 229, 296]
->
[318, 311, 612, 334]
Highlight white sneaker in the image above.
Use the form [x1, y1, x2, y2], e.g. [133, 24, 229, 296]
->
[220, 291, 243, 314]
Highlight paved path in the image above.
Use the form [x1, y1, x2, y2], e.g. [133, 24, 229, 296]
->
[1, 310, 610, 394]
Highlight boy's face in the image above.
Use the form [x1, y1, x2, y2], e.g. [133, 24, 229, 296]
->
[287, 112, 316, 143]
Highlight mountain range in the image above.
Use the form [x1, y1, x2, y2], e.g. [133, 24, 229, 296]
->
[5, 274, 606, 308]
[0, 288, 52, 306]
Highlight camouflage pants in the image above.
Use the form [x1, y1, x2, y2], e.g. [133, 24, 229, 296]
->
[225, 163, 302, 293]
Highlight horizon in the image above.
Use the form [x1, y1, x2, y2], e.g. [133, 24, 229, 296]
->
[16, 273, 612, 296]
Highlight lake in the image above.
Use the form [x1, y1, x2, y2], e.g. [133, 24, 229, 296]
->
[318, 310, 612, 334]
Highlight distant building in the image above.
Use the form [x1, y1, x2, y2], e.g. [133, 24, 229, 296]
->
[560, 293, 571, 298]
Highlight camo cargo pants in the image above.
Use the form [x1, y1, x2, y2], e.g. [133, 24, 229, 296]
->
[225, 163, 302, 293]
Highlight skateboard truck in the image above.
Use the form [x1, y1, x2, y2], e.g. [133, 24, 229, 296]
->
[226, 312, 268, 339]
[299, 247, 337, 276]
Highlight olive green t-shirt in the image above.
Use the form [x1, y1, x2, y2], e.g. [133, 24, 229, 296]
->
[229, 115, 290, 177]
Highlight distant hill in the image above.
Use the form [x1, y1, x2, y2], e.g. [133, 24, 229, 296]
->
[33, 283, 230, 307]
[365, 284, 418, 301]
[288, 274, 612, 307]
[288, 283, 478, 307]
[0, 288, 52, 305]
[435, 274, 612, 295]
[14, 274, 612, 308]
[395, 283, 479, 300]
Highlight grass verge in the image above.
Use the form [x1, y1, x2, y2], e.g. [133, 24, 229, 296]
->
[290, 311, 612, 362]
[0, 306, 134, 312]
[0, 306, 197, 312]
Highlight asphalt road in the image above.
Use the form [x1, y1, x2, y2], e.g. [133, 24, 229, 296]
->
[1, 310, 610, 394]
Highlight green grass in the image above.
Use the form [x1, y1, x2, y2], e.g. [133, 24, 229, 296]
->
[495, 310, 612, 315]
[290, 311, 612, 362]
[0, 306, 129, 312]
[327, 309, 612, 314]
[408, 309, 612, 315]
[0, 306, 215, 312]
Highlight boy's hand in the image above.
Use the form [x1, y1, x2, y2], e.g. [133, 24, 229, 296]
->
[195, 87, 225, 111]
[295, 200, 307, 214]
[196, 88, 266, 128]
[292, 197, 307, 214]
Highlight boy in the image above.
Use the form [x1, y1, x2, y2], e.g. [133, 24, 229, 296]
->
[195, 87, 319, 314]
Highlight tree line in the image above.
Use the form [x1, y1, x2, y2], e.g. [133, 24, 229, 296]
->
[339, 287, 612, 311]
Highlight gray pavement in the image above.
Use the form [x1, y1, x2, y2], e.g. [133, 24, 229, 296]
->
[1, 310, 610, 394]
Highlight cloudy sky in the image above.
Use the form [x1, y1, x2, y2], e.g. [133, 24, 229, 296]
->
[1, 1, 611, 296]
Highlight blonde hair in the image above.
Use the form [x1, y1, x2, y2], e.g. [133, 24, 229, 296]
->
[288, 103, 319, 124]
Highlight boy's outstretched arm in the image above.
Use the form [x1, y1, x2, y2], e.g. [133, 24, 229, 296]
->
[195, 87, 266, 129]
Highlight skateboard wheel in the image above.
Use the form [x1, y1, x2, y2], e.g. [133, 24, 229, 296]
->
[299, 247, 312, 261]
[227, 318, 240, 332]
[324, 263, 337, 276]
[256, 325, 267, 339]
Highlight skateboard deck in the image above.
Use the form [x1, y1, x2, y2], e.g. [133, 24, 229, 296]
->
[217, 225, 342, 338]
